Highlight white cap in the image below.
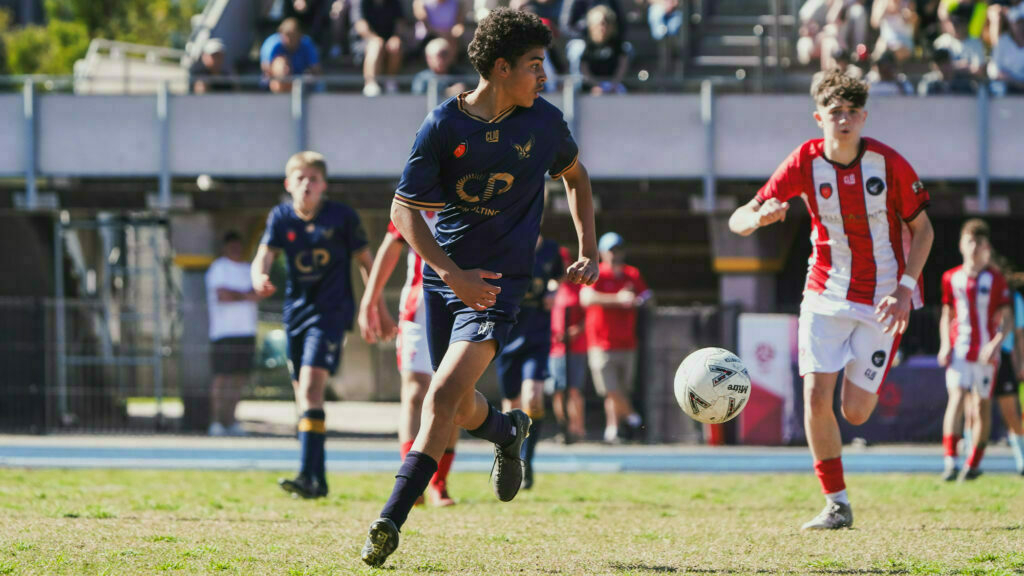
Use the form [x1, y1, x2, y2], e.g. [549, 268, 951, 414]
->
[203, 38, 225, 55]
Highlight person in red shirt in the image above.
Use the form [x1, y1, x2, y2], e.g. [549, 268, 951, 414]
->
[728, 70, 934, 530]
[581, 232, 651, 444]
[549, 246, 588, 443]
[938, 219, 1013, 482]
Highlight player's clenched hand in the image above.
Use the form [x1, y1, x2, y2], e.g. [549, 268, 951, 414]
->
[756, 199, 789, 228]
[937, 346, 951, 368]
[377, 302, 398, 342]
[358, 301, 381, 344]
[253, 274, 277, 298]
[978, 340, 1000, 367]
[566, 257, 598, 285]
[876, 286, 912, 335]
[449, 269, 502, 311]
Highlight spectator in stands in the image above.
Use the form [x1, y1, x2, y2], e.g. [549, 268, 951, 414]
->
[938, 0, 989, 44]
[514, 0, 564, 25]
[206, 232, 264, 437]
[192, 38, 234, 94]
[933, 4, 985, 75]
[866, 49, 915, 95]
[352, 0, 407, 96]
[574, 5, 629, 95]
[797, 0, 830, 65]
[413, 0, 466, 55]
[988, 2, 1024, 95]
[261, 18, 322, 91]
[549, 246, 588, 444]
[812, 46, 863, 90]
[581, 232, 652, 444]
[412, 37, 469, 97]
[646, 0, 684, 76]
[284, 0, 333, 56]
[918, 47, 978, 94]
[820, 1, 869, 70]
[561, 0, 624, 40]
[871, 0, 918, 62]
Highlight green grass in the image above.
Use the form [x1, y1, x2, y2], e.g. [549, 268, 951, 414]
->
[0, 470, 1022, 575]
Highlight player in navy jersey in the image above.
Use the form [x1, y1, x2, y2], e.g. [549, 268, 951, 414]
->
[251, 151, 381, 499]
[361, 8, 599, 567]
[495, 235, 564, 490]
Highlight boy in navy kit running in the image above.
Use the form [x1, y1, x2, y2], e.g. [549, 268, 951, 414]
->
[252, 151, 380, 499]
[361, 8, 599, 567]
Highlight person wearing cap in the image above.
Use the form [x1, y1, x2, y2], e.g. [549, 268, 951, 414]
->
[192, 38, 234, 94]
[580, 232, 652, 444]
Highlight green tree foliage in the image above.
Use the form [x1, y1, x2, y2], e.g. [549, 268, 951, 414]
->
[1, 0, 204, 75]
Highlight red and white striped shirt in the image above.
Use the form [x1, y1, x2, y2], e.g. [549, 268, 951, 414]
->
[756, 138, 930, 313]
[941, 265, 1011, 363]
[387, 211, 438, 324]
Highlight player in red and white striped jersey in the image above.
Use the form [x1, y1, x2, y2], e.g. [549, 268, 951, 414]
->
[358, 211, 460, 506]
[938, 219, 1013, 482]
[729, 70, 935, 530]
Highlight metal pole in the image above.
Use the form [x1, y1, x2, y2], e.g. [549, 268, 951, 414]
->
[977, 87, 990, 213]
[54, 214, 68, 420]
[157, 81, 171, 210]
[292, 78, 306, 152]
[754, 25, 766, 94]
[562, 78, 578, 136]
[150, 230, 164, 428]
[701, 80, 716, 212]
[24, 79, 37, 210]
[772, 0, 784, 89]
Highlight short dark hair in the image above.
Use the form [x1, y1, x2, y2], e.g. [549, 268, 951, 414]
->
[811, 69, 868, 109]
[961, 218, 990, 240]
[468, 8, 552, 79]
[223, 231, 242, 244]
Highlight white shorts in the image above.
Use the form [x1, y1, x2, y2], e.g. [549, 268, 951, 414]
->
[798, 302, 898, 394]
[397, 319, 432, 376]
[946, 359, 995, 398]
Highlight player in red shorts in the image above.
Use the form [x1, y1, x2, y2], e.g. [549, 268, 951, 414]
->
[728, 69, 935, 530]
[359, 211, 460, 506]
[937, 219, 1013, 482]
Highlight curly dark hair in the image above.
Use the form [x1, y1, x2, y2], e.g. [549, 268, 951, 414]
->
[468, 8, 552, 80]
[811, 69, 868, 109]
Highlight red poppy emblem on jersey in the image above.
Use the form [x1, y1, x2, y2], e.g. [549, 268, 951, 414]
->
[453, 142, 467, 158]
[287, 230, 296, 242]
[819, 183, 833, 199]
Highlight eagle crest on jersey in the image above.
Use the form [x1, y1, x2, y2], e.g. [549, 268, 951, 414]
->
[514, 135, 535, 160]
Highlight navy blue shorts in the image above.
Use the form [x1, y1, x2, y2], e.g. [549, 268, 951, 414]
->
[495, 336, 551, 400]
[286, 324, 343, 381]
[424, 286, 518, 372]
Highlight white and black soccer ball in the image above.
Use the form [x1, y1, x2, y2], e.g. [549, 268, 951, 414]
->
[674, 347, 752, 424]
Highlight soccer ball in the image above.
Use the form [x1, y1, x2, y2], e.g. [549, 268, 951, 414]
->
[674, 347, 752, 424]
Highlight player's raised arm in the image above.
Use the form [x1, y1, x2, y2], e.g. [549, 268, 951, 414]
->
[391, 201, 501, 311]
[559, 160, 599, 285]
[358, 233, 404, 344]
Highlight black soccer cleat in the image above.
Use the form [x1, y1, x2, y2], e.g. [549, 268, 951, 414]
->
[491, 410, 531, 502]
[361, 517, 400, 567]
[278, 475, 328, 499]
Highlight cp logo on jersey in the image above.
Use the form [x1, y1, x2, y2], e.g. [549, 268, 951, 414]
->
[866, 177, 886, 196]
[455, 172, 515, 204]
[295, 248, 330, 274]
[819, 183, 833, 199]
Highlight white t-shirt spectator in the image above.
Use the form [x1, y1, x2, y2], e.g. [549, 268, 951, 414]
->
[989, 32, 1024, 83]
[933, 34, 985, 71]
[206, 257, 258, 341]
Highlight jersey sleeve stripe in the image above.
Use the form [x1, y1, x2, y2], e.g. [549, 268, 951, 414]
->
[902, 200, 929, 223]
[393, 195, 445, 211]
[550, 152, 579, 180]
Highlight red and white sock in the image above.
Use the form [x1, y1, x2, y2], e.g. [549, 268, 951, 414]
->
[943, 435, 959, 468]
[815, 458, 848, 505]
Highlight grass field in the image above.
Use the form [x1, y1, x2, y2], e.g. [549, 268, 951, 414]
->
[1, 469, 1023, 575]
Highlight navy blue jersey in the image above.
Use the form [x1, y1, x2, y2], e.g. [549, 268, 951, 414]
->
[260, 200, 369, 335]
[514, 238, 565, 339]
[393, 93, 578, 310]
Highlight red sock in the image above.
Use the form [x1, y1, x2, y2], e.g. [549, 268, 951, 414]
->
[431, 449, 455, 490]
[814, 457, 846, 494]
[966, 445, 986, 469]
[400, 440, 414, 461]
[942, 435, 959, 458]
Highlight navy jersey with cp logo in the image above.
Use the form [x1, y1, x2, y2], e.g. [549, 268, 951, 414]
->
[260, 201, 369, 335]
[393, 93, 578, 313]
